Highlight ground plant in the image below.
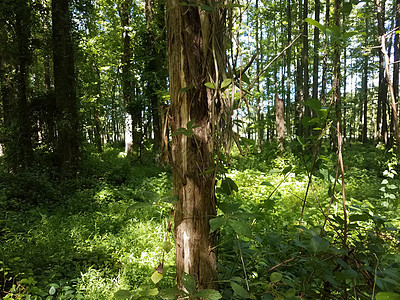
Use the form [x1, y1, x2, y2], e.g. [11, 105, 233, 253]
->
[0, 142, 399, 299]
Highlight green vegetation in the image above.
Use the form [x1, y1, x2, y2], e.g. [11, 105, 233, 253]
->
[1, 143, 399, 299]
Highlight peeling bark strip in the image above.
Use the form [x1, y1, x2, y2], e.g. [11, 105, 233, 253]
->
[166, 0, 228, 291]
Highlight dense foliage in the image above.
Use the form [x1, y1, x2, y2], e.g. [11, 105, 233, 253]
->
[0, 143, 399, 299]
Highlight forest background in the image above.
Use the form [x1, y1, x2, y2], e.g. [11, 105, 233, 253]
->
[1, 0, 400, 299]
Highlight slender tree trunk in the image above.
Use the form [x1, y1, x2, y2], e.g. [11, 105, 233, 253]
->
[145, 0, 164, 152]
[393, 0, 400, 136]
[275, 93, 285, 152]
[321, 0, 330, 103]
[312, 0, 320, 102]
[286, 0, 292, 138]
[52, 0, 80, 175]
[302, 0, 310, 137]
[361, 32, 368, 143]
[167, 0, 228, 290]
[376, 0, 389, 146]
[120, 0, 134, 155]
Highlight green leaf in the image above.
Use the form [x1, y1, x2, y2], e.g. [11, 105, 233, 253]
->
[376, 292, 400, 300]
[205, 82, 216, 89]
[114, 289, 132, 300]
[221, 177, 239, 195]
[142, 191, 160, 202]
[228, 219, 253, 239]
[182, 273, 196, 295]
[126, 202, 152, 212]
[179, 85, 194, 93]
[270, 272, 282, 283]
[343, 31, 359, 39]
[309, 235, 330, 254]
[194, 289, 222, 300]
[261, 181, 273, 186]
[139, 288, 159, 296]
[162, 241, 172, 253]
[160, 195, 179, 204]
[349, 214, 370, 222]
[200, 4, 214, 11]
[221, 78, 232, 89]
[151, 271, 163, 284]
[209, 216, 228, 232]
[343, 2, 353, 15]
[230, 281, 249, 299]
[49, 286, 56, 295]
[305, 98, 322, 110]
[305, 18, 326, 34]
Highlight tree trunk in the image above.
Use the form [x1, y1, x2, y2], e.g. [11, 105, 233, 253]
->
[376, 0, 389, 146]
[15, 0, 33, 168]
[167, 0, 228, 290]
[312, 0, 320, 102]
[145, 0, 165, 152]
[119, 0, 134, 155]
[52, 0, 80, 175]
[275, 93, 285, 152]
[321, 0, 330, 103]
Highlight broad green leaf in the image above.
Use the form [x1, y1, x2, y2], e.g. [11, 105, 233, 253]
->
[261, 181, 273, 186]
[209, 216, 228, 232]
[221, 78, 232, 89]
[282, 166, 292, 174]
[376, 292, 400, 300]
[187, 119, 195, 129]
[162, 241, 172, 253]
[309, 235, 330, 254]
[343, 31, 359, 39]
[305, 98, 322, 110]
[160, 195, 179, 204]
[221, 177, 239, 195]
[142, 191, 160, 202]
[349, 214, 370, 222]
[200, 4, 214, 11]
[205, 82, 216, 89]
[230, 281, 249, 299]
[343, 2, 353, 15]
[304, 18, 326, 34]
[270, 272, 282, 283]
[194, 289, 222, 300]
[139, 288, 159, 296]
[151, 270, 163, 284]
[326, 25, 342, 38]
[158, 288, 184, 300]
[114, 289, 132, 300]
[179, 85, 194, 93]
[228, 219, 253, 238]
[182, 272, 196, 295]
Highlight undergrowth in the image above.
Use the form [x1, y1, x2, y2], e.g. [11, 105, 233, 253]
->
[0, 143, 399, 299]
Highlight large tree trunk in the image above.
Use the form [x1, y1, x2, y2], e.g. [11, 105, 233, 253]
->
[52, 0, 80, 175]
[167, 0, 227, 290]
[15, 0, 33, 168]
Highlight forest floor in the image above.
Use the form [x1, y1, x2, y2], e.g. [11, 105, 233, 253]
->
[0, 142, 399, 299]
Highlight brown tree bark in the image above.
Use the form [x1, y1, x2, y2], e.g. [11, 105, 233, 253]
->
[167, 0, 228, 291]
[15, 0, 33, 168]
[119, 0, 134, 155]
[376, 0, 390, 146]
[52, 0, 80, 175]
[145, 0, 165, 152]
